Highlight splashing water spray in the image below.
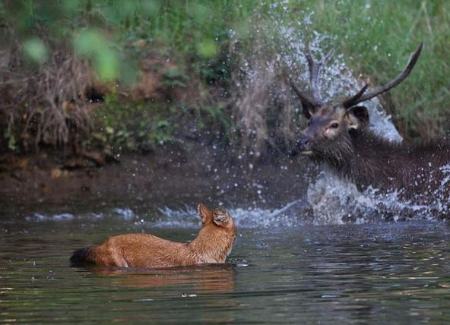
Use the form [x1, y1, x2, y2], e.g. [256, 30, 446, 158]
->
[230, 2, 448, 224]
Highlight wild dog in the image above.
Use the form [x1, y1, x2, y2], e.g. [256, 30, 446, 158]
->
[70, 203, 236, 268]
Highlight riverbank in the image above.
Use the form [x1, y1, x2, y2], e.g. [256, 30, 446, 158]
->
[0, 142, 314, 214]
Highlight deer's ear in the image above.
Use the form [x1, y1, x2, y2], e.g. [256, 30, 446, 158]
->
[345, 106, 369, 130]
[197, 203, 213, 224]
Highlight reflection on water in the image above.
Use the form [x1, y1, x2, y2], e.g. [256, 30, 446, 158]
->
[1, 209, 450, 324]
[91, 265, 235, 293]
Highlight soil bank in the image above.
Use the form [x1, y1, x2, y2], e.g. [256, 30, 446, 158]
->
[0, 143, 313, 215]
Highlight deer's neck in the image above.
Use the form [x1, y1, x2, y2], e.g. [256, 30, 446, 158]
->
[188, 227, 235, 264]
[329, 130, 402, 190]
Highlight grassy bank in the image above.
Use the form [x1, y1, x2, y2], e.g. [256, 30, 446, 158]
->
[0, 0, 448, 158]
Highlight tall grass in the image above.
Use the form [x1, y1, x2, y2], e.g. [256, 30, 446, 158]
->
[303, 0, 450, 140]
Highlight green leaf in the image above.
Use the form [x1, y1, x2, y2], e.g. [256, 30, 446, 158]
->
[74, 30, 119, 81]
[73, 30, 105, 55]
[96, 50, 119, 81]
[196, 39, 217, 58]
[23, 38, 48, 64]
[7, 133, 16, 151]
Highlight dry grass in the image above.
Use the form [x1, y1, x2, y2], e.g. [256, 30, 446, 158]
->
[0, 44, 94, 152]
[231, 58, 300, 156]
[229, 29, 304, 156]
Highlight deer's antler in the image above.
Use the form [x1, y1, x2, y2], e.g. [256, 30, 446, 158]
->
[305, 47, 334, 105]
[343, 43, 423, 108]
[289, 46, 334, 116]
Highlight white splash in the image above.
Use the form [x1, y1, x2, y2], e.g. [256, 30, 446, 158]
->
[113, 208, 135, 221]
[231, 1, 449, 224]
[306, 170, 441, 225]
[156, 201, 304, 229]
[25, 213, 75, 222]
[277, 25, 402, 142]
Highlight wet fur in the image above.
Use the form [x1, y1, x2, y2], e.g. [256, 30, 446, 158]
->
[291, 43, 450, 204]
[316, 127, 450, 201]
[70, 204, 236, 268]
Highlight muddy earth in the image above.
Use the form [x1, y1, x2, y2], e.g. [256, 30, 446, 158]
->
[0, 143, 315, 215]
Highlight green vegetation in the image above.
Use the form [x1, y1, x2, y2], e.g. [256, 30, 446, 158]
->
[91, 96, 174, 153]
[0, 0, 448, 156]
[304, 0, 450, 140]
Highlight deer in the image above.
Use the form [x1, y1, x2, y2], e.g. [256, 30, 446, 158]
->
[289, 43, 449, 211]
[70, 203, 236, 268]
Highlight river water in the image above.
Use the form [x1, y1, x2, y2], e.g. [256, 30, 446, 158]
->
[1, 206, 450, 324]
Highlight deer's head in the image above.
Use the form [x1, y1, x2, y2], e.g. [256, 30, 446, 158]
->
[290, 44, 422, 162]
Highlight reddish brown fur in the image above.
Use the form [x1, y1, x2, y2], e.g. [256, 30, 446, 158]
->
[70, 203, 236, 268]
[93, 266, 235, 293]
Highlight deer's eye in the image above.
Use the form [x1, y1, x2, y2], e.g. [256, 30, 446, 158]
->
[329, 122, 339, 129]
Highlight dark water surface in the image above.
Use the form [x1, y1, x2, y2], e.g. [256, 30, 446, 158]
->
[1, 207, 450, 324]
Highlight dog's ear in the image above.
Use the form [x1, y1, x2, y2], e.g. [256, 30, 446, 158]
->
[197, 203, 213, 224]
[213, 210, 231, 227]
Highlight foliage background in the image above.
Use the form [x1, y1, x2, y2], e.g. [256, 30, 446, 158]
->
[0, 0, 448, 156]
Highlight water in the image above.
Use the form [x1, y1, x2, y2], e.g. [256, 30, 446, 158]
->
[1, 208, 450, 324]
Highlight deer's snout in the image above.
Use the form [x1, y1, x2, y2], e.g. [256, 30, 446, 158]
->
[296, 135, 313, 155]
[298, 136, 310, 149]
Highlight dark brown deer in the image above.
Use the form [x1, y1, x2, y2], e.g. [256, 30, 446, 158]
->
[289, 44, 449, 209]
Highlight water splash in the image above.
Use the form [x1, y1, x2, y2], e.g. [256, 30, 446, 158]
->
[306, 170, 442, 225]
[26, 213, 76, 222]
[157, 201, 304, 229]
[278, 26, 401, 141]
[23, 202, 306, 229]
[231, 3, 401, 153]
[231, 2, 447, 223]
[112, 208, 135, 221]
